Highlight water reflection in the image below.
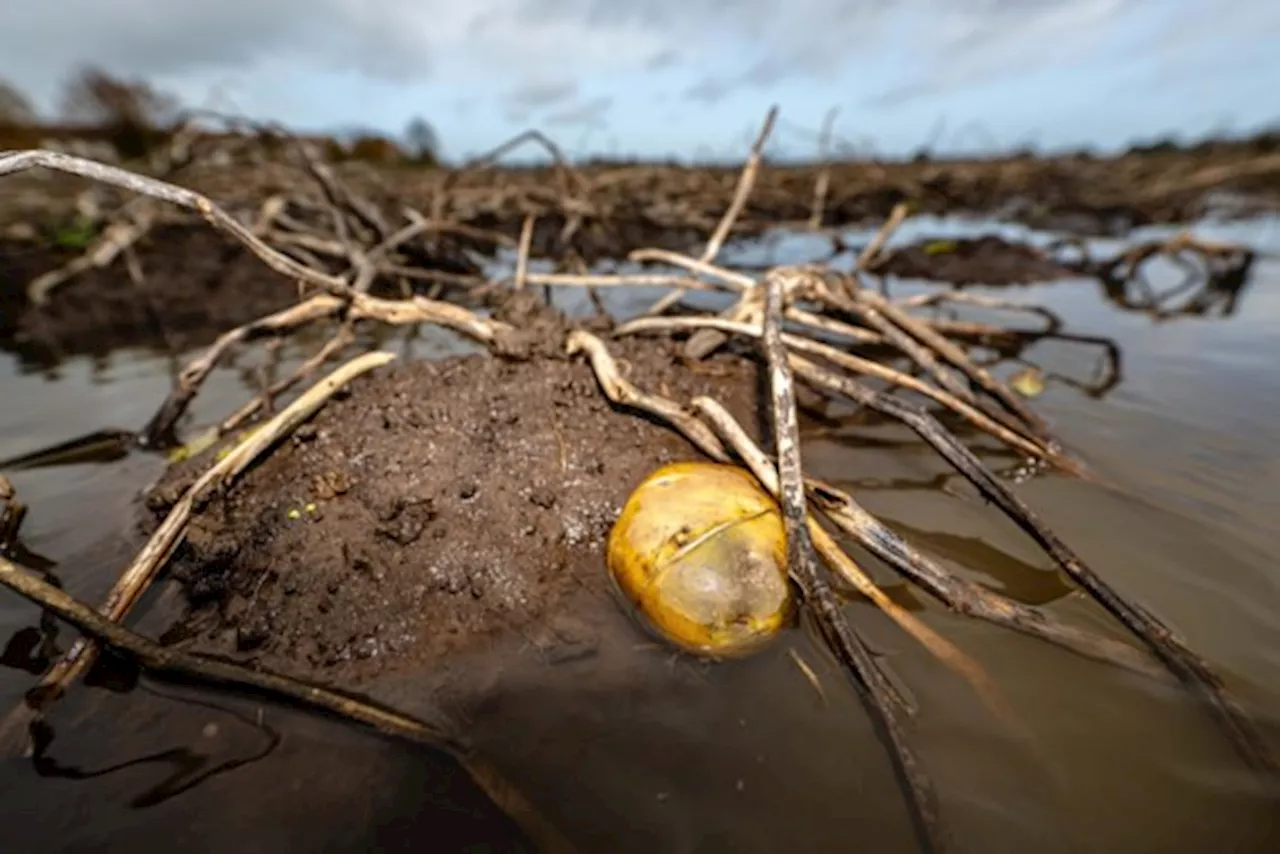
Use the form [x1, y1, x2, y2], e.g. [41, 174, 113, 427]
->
[26, 687, 281, 810]
[881, 519, 1075, 607]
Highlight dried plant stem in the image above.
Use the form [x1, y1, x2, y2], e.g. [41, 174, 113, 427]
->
[522, 272, 717, 291]
[807, 107, 839, 230]
[894, 291, 1063, 334]
[644, 106, 777, 315]
[565, 331, 729, 459]
[514, 214, 535, 290]
[756, 270, 944, 854]
[0, 150, 355, 302]
[0, 352, 397, 755]
[628, 247, 755, 291]
[857, 201, 910, 270]
[141, 295, 343, 446]
[0, 555, 576, 854]
[220, 322, 357, 433]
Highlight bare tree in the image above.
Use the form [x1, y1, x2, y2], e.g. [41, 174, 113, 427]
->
[403, 116, 440, 165]
[59, 66, 179, 129]
[0, 78, 35, 126]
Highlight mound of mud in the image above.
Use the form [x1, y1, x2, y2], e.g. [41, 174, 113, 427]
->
[870, 235, 1079, 286]
[142, 338, 769, 695]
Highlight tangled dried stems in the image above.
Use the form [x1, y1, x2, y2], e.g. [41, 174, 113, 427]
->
[7, 115, 1278, 313]
[0, 120, 1275, 853]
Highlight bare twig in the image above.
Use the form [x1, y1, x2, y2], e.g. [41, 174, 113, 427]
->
[0, 150, 355, 302]
[857, 201, 910, 271]
[514, 214, 535, 291]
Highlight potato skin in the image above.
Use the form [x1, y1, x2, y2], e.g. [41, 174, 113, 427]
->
[606, 462, 793, 656]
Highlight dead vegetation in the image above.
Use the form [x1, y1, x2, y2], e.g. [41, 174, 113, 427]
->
[1, 104, 1277, 854]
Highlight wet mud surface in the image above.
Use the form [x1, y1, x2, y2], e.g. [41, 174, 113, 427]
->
[143, 338, 769, 700]
[869, 236, 1079, 285]
[0, 227, 302, 364]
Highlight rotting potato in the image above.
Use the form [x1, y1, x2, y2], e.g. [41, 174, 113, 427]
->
[606, 462, 794, 656]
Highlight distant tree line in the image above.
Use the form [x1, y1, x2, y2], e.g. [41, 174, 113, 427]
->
[0, 66, 442, 166]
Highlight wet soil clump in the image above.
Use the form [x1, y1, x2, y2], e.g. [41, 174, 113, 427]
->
[142, 338, 768, 696]
[869, 236, 1080, 286]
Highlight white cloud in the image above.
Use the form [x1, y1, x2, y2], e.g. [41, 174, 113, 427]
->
[0, 1, 1147, 105]
[0, 0, 1270, 151]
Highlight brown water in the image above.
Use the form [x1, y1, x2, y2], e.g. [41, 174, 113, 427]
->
[2, 218, 1279, 852]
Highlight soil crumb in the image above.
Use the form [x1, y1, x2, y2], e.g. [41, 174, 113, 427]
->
[143, 337, 768, 694]
[870, 235, 1079, 286]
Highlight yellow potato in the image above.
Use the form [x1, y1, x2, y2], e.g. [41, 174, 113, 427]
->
[606, 462, 794, 656]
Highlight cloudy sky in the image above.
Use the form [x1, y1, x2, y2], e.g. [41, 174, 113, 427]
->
[1, 0, 1276, 161]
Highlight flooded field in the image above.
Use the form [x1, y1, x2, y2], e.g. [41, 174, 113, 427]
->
[2, 216, 1279, 853]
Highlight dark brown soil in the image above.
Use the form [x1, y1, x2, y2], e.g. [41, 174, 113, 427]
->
[0, 226, 302, 364]
[141, 337, 770, 698]
[869, 236, 1079, 286]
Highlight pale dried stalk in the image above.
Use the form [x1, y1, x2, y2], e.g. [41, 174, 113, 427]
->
[840, 286, 1050, 437]
[514, 214, 535, 290]
[220, 323, 357, 433]
[0, 150, 355, 300]
[807, 107, 839, 230]
[894, 291, 1063, 334]
[145, 293, 512, 446]
[142, 295, 346, 446]
[564, 331, 729, 458]
[784, 306, 884, 346]
[522, 272, 717, 291]
[788, 353, 1277, 776]
[629, 247, 756, 291]
[644, 106, 777, 315]
[28, 209, 155, 304]
[857, 202, 910, 270]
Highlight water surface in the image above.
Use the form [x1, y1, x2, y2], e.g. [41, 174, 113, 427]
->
[2, 218, 1278, 852]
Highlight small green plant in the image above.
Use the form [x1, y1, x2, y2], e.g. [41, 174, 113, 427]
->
[52, 216, 97, 250]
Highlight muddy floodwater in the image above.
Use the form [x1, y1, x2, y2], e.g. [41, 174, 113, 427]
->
[3, 217, 1280, 853]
